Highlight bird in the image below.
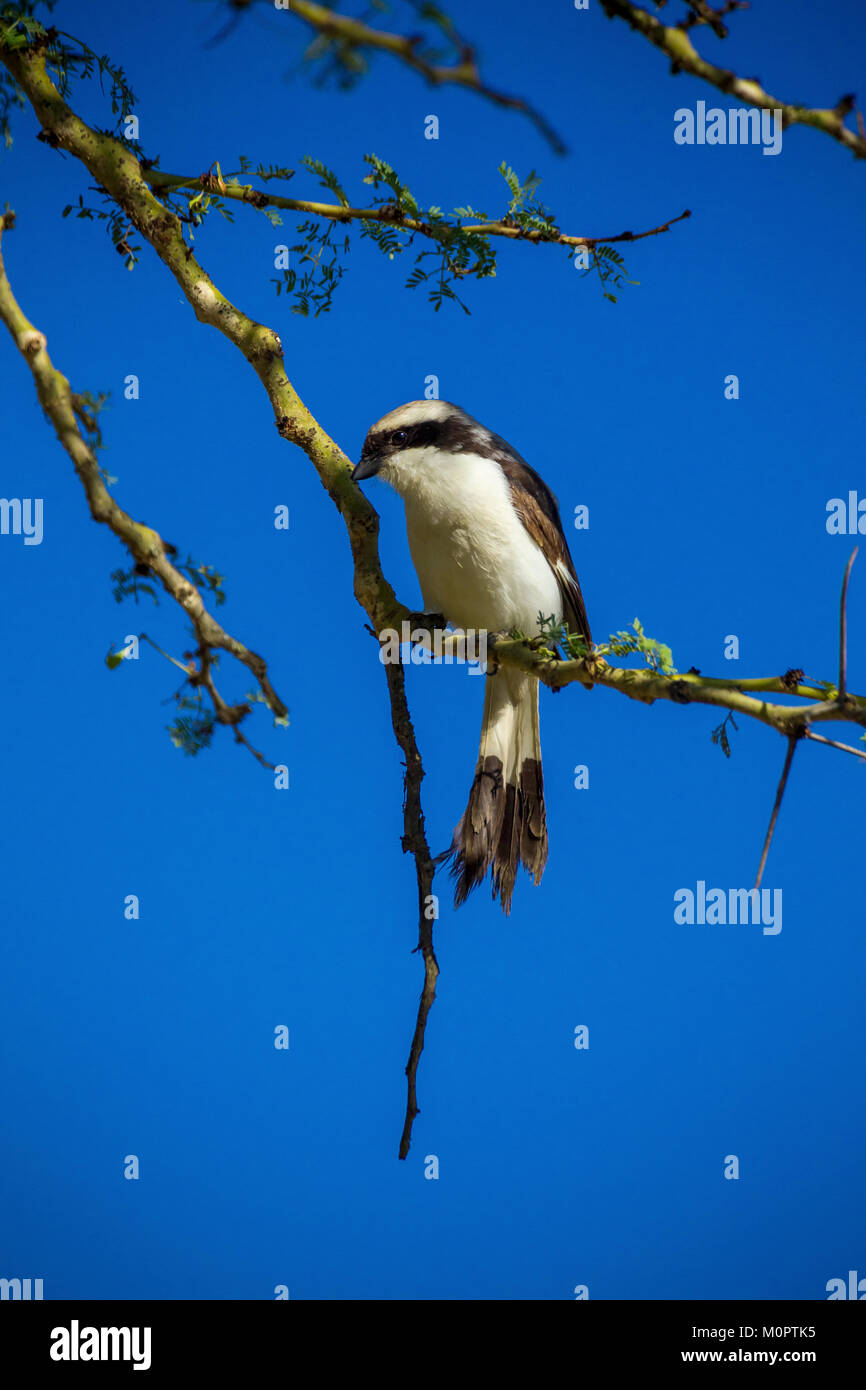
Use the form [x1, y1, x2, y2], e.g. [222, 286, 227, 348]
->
[352, 399, 591, 914]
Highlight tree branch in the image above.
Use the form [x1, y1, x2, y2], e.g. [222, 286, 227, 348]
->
[600, 0, 866, 160]
[144, 167, 691, 254]
[804, 729, 866, 762]
[0, 210, 287, 751]
[230, 0, 569, 154]
[486, 637, 866, 739]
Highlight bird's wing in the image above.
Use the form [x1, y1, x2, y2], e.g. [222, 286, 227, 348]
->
[493, 443, 592, 645]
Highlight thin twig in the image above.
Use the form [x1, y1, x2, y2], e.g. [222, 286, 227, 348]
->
[754, 735, 799, 890]
[138, 631, 195, 675]
[679, 0, 749, 39]
[804, 729, 866, 761]
[839, 546, 858, 698]
[143, 632, 278, 767]
[381, 658, 440, 1160]
[232, 725, 279, 770]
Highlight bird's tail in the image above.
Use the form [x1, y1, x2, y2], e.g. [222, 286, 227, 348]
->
[447, 668, 547, 914]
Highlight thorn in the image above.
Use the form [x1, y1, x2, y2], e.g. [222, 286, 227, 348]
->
[839, 546, 858, 699]
[754, 735, 799, 890]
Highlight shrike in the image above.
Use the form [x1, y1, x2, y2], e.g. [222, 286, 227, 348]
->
[352, 400, 591, 914]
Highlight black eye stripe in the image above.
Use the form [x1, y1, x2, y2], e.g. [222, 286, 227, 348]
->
[387, 419, 458, 452]
[367, 411, 541, 472]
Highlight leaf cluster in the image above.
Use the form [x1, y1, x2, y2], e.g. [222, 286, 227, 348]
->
[167, 693, 215, 757]
[535, 613, 593, 661]
[1, 4, 136, 148]
[711, 709, 738, 758]
[111, 554, 227, 608]
[598, 618, 677, 675]
[577, 242, 640, 304]
[360, 152, 500, 312]
[61, 194, 142, 270]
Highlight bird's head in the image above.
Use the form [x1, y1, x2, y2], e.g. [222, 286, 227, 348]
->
[352, 400, 492, 496]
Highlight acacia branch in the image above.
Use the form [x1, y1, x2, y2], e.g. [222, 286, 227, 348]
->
[227, 0, 568, 154]
[145, 167, 691, 254]
[485, 638, 866, 739]
[600, 0, 866, 160]
[0, 43, 399, 621]
[0, 211, 287, 751]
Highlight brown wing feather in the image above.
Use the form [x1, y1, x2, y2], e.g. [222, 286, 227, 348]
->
[497, 454, 592, 644]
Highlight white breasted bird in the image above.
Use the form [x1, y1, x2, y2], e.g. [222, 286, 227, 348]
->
[352, 400, 591, 914]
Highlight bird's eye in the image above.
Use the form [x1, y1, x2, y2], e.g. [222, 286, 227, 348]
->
[392, 429, 408, 446]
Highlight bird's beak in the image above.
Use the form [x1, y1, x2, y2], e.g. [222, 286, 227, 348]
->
[351, 453, 382, 483]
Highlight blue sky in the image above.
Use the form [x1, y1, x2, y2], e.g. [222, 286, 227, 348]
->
[1, 0, 864, 1300]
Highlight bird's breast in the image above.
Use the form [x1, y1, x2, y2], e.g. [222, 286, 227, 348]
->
[402, 463, 561, 635]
